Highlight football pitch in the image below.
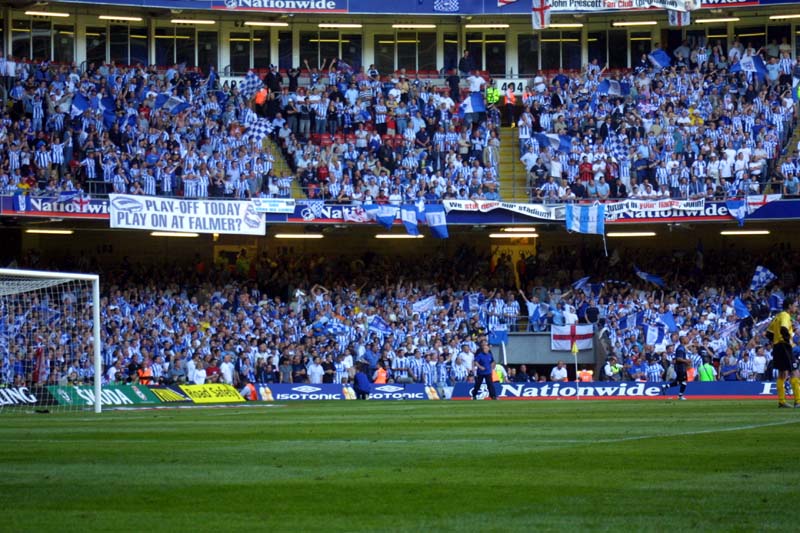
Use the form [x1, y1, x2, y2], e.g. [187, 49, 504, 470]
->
[2, 400, 798, 532]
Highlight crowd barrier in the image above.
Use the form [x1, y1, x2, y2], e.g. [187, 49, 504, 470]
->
[0, 382, 788, 408]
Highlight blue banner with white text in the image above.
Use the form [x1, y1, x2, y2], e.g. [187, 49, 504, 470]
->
[452, 381, 788, 400]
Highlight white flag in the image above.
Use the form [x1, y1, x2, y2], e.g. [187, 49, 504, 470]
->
[531, 0, 551, 30]
[551, 325, 594, 351]
[667, 10, 690, 27]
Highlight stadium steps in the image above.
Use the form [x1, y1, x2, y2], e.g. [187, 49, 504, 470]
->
[262, 137, 303, 199]
[499, 126, 528, 202]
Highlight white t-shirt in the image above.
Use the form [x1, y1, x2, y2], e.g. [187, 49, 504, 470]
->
[467, 75, 484, 93]
[220, 361, 235, 385]
[308, 363, 324, 384]
[193, 368, 207, 385]
[550, 366, 568, 381]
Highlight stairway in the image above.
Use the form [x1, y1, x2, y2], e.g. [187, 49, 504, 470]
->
[263, 137, 304, 198]
[498, 126, 529, 202]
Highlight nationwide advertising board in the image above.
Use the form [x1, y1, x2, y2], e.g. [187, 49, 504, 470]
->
[452, 381, 789, 400]
[3, 195, 799, 227]
[54, 0, 789, 15]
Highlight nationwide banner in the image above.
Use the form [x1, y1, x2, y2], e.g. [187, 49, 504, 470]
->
[178, 384, 245, 403]
[109, 194, 266, 236]
[452, 381, 790, 400]
[47, 385, 159, 406]
[253, 383, 440, 401]
[53, 0, 778, 15]
[251, 198, 297, 214]
[0, 194, 109, 219]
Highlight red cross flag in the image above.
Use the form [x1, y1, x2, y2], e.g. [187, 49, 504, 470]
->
[551, 324, 594, 351]
[531, 0, 551, 30]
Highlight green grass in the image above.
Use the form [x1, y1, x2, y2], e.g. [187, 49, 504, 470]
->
[1, 401, 798, 532]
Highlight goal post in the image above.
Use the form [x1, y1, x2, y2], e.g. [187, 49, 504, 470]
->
[0, 268, 102, 414]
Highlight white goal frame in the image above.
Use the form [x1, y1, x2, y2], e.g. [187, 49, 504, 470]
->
[0, 268, 102, 413]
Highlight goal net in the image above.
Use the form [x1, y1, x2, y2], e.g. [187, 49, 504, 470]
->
[0, 268, 101, 414]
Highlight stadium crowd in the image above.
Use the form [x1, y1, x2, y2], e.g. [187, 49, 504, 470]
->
[1, 242, 797, 392]
[0, 55, 502, 203]
[518, 38, 800, 202]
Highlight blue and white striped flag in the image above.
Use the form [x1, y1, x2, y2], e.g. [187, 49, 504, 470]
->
[412, 296, 436, 314]
[618, 311, 644, 331]
[572, 276, 590, 294]
[425, 204, 449, 238]
[458, 92, 486, 117]
[400, 204, 420, 236]
[634, 265, 666, 288]
[642, 324, 667, 346]
[239, 71, 264, 100]
[749, 266, 777, 292]
[565, 203, 605, 235]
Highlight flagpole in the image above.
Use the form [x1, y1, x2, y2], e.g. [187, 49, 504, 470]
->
[572, 341, 580, 401]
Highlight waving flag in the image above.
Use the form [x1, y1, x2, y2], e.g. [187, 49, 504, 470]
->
[57, 190, 80, 203]
[572, 276, 591, 293]
[749, 266, 777, 292]
[412, 296, 436, 314]
[70, 92, 89, 118]
[551, 324, 593, 351]
[618, 311, 644, 331]
[733, 297, 751, 319]
[531, 0, 551, 30]
[643, 324, 667, 346]
[660, 311, 678, 333]
[649, 49, 671, 69]
[534, 133, 573, 154]
[246, 118, 273, 142]
[400, 204, 420, 236]
[458, 92, 486, 117]
[463, 292, 484, 315]
[565, 203, 605, 236]
[634, 265, 666, 288]
[425, 204, 449, 238]
[239, 71, 264, 100]
[369, 315, 392, 336]
[596, 80, 625, 97]
[769, 293, 784, 312]
[731, 55, 767, 80]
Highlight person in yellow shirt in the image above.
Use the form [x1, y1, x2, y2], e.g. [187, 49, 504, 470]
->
[766, 299, 798, 408]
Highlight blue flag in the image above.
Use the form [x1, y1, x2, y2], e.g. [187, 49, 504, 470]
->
[565, 203, 605, 235]
[769, 293, 784, 312]
[749, 266, 777, 292]
[425, 204, 449, 238]
[400, 204, 420, 236]
[458, 92, 486, 117]
[70, 92, 89, 118]
[643, 324, 667, 345]
[634, 265, 666, 288]
[463, 292, 483, 315]
[534, 133, 573, 154]
[618, 311, 644, 331]
[572, 276, 591, 293]
[726, 199, 747, 227]
[369, 315, 392, 336]
[649, 49, 671, 69]
[660, 311, 678, 333]
[12, 192, 33, 212]
[733, 297, 751, 319]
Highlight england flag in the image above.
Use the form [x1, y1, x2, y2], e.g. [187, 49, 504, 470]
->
[531, 0, 551, 30]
